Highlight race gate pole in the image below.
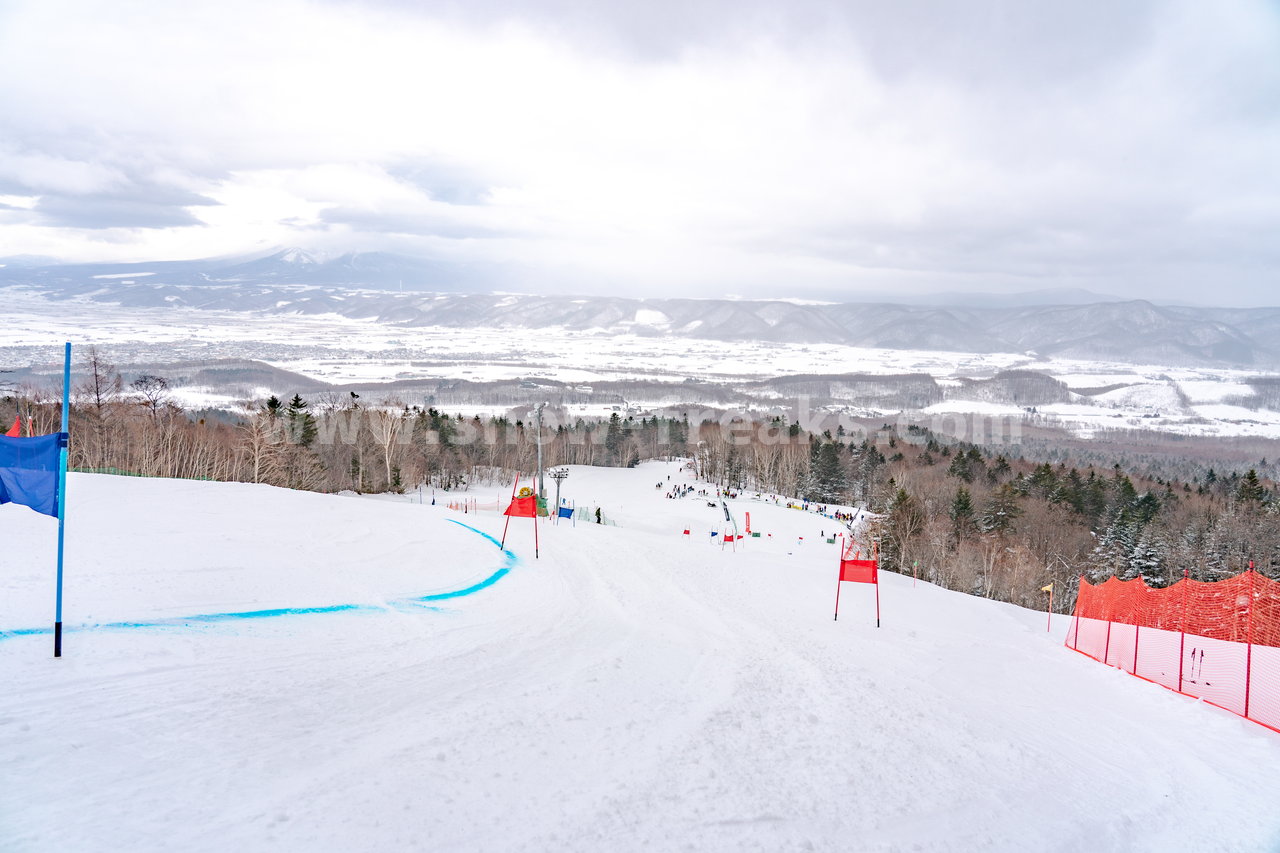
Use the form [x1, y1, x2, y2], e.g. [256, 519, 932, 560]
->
[874, 575, 881, 628]
[833, 566, 842, 622]
[53, 342, 70, 658]
[874, 543, 881, 628]
[499, 474, 520, 550]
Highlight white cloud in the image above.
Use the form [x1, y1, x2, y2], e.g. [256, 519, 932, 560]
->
[0, 152, 127, 195]
[0, 0, 1277, 301]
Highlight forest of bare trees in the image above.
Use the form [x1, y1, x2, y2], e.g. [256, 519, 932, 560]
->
[6, 347, 1278, 615]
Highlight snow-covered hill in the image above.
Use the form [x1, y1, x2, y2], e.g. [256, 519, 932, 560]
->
[3, 464, 1279, 851]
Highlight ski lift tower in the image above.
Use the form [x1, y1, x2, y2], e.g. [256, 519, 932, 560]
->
[549, 466, 569, 517]
[535, 401, 548, 499]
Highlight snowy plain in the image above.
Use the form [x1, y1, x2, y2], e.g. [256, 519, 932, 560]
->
[3, 461, 1279, 852]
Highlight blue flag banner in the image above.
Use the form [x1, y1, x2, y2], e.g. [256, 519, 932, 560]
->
[557, 505, 574, 519]
[0, 433, 66, 518]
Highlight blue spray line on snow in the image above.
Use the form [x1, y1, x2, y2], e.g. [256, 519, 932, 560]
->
[410, 520, 518, 602]
[0, 518, 520, 642]
[0, 603, 380, 638]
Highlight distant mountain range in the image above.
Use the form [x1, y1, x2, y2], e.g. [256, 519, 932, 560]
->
[0, 247, 489, 291]
[4, 249, 1279, 367]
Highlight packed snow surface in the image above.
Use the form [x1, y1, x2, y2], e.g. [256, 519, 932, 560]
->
[3, 462, 1279, 852]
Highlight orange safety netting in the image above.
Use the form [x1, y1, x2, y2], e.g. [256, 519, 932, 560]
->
[445, 499, 501, 513]
[1069, 570, 1280, 734]
[1074, 572, 1280, 647]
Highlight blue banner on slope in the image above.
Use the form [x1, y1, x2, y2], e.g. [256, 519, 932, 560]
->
[0, 433, 66, 518]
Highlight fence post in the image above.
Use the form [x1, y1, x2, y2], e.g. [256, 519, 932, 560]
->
[1178, 568, 1188, 693]
[1245, 568, 1255, 720]
[1071, 574, 1083, 650]
[1131, 575, 1144, 676]
[1103, 618, 1113, 666]
[1133, 624, 1140, 676]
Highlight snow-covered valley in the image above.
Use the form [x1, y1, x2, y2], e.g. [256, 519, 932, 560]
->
[6, 285, 1280, 442]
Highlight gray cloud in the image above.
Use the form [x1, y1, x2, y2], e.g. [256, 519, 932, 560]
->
[360, 0, 1162, 75]
[33, 193, 212, 229]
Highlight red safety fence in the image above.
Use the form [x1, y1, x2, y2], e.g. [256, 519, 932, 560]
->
[1069, 570, 1280, 734]
[445, 499, 502, 513]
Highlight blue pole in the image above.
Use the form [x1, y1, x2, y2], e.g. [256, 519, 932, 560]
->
[54, 342, 70, 657]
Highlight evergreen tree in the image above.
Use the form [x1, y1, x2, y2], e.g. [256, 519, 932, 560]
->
[947, 452, 973, 483]
[1111, 468, 1138, 509]
[883, 487, 925, 570]
[1130, 492, 1161, 525]
[349, 452, 362, 492]
[605, 412, 623, 465]
[1081, 472, 1108, 523]
[285, 394, 317, 448]
[667, 416, 687, 448]
[726, 447, 744, 487]
[980, 483, 1023, 536]
[805, 441, 849, 502]
[1029, 463, 1058, 499]
[1059, 468, 1085, 512]
[1237, 468, 1265, 505]
[950, 486, 976, 544]
[1130, 532, 1166, 586]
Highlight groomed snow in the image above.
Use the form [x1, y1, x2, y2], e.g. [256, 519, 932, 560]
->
[2, 463, 1279, 851]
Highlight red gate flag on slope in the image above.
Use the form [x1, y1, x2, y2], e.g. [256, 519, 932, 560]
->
[4, 416, 20, 437]
[504, 487, 538, 517]
[840, 558, 878, 584]
[499, 480, 541, 559]
[834, 538, 881, 626]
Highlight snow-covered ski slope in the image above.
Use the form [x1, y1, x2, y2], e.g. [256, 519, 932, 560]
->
[3, 461, 1279, 852]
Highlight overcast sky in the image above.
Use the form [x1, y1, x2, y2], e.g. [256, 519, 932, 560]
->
[1, 0, 1277, 302]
